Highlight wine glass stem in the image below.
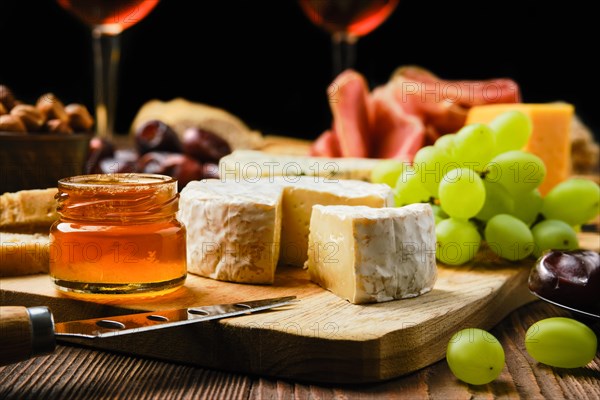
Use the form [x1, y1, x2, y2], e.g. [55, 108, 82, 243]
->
[332, 32, 358, 76]
[92, 28, 121, 140]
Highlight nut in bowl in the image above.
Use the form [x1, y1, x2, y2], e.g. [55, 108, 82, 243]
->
[0, 86, 95, 192]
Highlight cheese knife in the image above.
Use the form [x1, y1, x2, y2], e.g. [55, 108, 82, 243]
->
[0, 296, 297, 366]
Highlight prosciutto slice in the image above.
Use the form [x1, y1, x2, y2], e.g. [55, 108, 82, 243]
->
[393, 66, 521, 108]
[370, 84, 424, 160]
[311, 66, 521, 161]
[311, 129, 341, 157]
[327, 70, 372, 158]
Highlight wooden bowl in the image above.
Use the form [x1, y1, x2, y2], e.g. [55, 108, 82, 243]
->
[0, 132, 93, 193]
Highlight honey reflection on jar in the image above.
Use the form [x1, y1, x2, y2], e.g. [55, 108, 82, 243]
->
[49, 173, 186, 298]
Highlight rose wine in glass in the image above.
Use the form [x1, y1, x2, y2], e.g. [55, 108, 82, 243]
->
[299, 0, 399, 75]
[57, 0, 160, 139]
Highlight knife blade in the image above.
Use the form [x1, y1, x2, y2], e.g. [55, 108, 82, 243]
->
[55, 296, 297, 338]
[0, 296, 297, 366]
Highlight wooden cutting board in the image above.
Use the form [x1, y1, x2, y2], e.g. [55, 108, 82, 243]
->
[2, 233, 597, 384]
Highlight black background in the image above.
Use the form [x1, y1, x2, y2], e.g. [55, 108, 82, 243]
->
[0, 0, 597, 140]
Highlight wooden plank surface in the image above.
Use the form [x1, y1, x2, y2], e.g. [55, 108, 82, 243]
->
[0, 300, 598, 399]
[2, 233, 597, 383]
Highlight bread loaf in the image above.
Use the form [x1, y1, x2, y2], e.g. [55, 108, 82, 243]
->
[0, 232, 50, 276]
[0, 188, 58, 233]
[0, 188, 57, 276]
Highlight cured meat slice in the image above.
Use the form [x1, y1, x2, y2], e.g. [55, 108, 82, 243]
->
[370, 85, 424, 160]
[309, 129, 341, 157]
[328, 70, 372, 157]
[392, 66, 521, 107]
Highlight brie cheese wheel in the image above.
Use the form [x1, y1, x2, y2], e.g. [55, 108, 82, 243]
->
[306, 203, 437, 304]
[178, 180, 284, 284]
[219, 150, 382, 182]
[275, 177, 395, 267]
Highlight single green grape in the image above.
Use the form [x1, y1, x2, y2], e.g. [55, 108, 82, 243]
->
[434, 133, 457, 157]
[370, 160, 407, 188]
[413, 146, 454, 197]
[439, 168, 486, 219]
[484, 214, 534, 261]
[436, 218, 481, 265]
[446, 328, 505, 385]
[541, 178, 600, 226]
[453, 124, 495, 172]
[511, 189, 542, 226]
[531, 219, 579, 258]
[476, 180, 514, 222]
[394, 169, 431, 206]
[525, 317, 597, 368]
[486, 150, 546, 196]
[489, 110, 532, 155]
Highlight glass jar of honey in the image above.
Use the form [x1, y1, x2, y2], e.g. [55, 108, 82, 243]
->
[49, 174, 186, 298]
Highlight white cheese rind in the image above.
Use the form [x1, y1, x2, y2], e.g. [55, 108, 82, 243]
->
[219, 150, 382, 181]
[178, 180, 283, 284]
[306, 203, 437, 304]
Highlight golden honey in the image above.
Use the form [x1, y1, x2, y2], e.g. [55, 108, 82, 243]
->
[49, 174, 186, 297]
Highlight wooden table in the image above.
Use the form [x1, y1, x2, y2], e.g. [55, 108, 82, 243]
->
[1, 301, 598, 400]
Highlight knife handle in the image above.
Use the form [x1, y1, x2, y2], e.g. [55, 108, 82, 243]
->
[0, 306, 56, 366]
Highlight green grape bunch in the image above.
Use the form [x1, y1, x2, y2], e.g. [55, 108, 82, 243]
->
[371, 110, 600, 265]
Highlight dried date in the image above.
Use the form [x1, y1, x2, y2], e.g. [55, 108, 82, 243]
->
[182, 127, 231, 162]
[135, 120, 182, 155]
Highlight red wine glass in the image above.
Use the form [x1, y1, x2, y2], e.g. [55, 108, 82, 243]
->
[298, 0, 399, 76]
[57, 0, 160, 139]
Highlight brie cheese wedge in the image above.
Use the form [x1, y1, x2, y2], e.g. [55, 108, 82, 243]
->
[306, 203, 437, 304]
[178, 180, 284, 284]
[275, 177, 394, 266]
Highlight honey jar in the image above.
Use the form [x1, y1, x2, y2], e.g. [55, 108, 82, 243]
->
[49, 174, 186, 297]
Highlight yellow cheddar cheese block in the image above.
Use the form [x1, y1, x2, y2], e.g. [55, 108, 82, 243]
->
[466, 103, 574, 195]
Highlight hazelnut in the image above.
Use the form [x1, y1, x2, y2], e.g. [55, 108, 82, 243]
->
[36, 93, 69, 124]
[65, 103, 94, 132]
[10, 104, 45, 131]
[46, 119, 74, 135]
[0, 85, 16, 111]
[0, 114, 27, 133]
[0, 103, 6, 116]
